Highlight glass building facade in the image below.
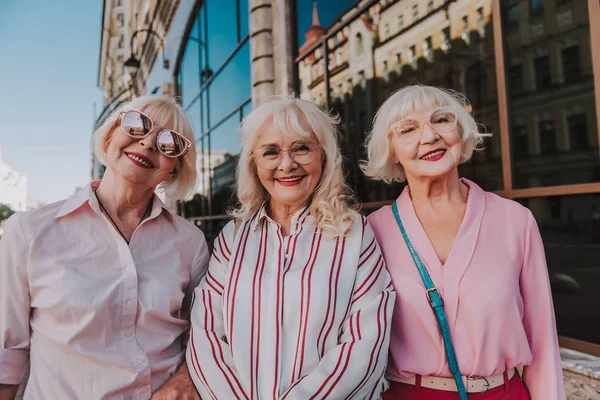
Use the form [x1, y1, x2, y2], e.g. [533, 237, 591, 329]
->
[175, 0, 252, 239]
[296, 0, 600, 346]
[173, 0, 599, 346]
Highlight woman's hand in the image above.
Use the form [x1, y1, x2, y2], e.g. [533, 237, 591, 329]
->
[151, 363, 200, 400]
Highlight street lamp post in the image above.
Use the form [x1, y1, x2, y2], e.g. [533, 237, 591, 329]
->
[124, 29, 168, 95]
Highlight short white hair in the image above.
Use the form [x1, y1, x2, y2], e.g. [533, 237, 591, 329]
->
[231, 94, 356, 237]
[362, 84, 491, 183]
[93, 95, 198, 200]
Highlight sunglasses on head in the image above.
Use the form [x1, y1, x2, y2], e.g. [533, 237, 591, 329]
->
[117, 107, 192, 158]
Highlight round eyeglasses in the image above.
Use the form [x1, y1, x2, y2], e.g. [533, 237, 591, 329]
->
[253, 142, 320, 170]
[118, 107, 192, 158]
[389, 106, 458, 144]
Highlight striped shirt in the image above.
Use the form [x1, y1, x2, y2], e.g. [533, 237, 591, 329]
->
[186, 205, 395, 399]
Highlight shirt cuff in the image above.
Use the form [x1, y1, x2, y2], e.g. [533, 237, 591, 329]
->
[0, 348, 29, 384]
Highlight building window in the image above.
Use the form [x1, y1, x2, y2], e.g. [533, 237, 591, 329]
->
[412, 4, 419, 21]
[383, 60, 389, 81]
[118, 34, 124, 49]
[561, 46, 580, 84]
[398, 14, 404, 29]
[512, 124, 529, 159]
[336, 49, 343, 65]
[423, 36, 433, 62]
[539, 118, 557, 153]
[358, 70, 366, 90]
[441, 27, 451, 53]
[567, 113, 588, 150]
[355, 33, 363, 56]
[530, 0, 544, 18]
[504, 0, 519, 29]
[465, 62, 487, 106]
[507, 64, 524, 95]
[384, 23, 390, 38]
[556, 0, 571, 6]
[116, 13, 124, 27]
[461, 15, 470, 45]
[427, 0, 434, 13]
[347, 78, 353, 94]
[408, 45, 417, 68]
[534, 55, 551, 89]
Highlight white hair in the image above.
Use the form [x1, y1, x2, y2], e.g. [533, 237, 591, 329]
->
[93, 95, 198, 200]
[362, 84, 491, 183]
[230, 94, 356, 237]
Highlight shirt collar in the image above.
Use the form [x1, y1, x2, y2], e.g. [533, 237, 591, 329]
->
[251, 202, 311, 232]
[55, 180, 175, 222]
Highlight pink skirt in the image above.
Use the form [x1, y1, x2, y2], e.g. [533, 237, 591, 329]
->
[383, 373, 530, 400]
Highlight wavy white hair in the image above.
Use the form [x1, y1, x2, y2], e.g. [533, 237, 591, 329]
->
[230, 95, 356, 237]
[362, 84, 491, 183]
[93, 95, 197, 200]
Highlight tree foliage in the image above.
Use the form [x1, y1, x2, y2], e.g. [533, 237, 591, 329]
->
[0, 203, 15, 221]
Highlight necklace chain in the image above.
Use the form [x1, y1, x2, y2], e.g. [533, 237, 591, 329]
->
[94, 191, 153, 245]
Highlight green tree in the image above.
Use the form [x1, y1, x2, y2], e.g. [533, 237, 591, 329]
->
[0, 203, 15, 221]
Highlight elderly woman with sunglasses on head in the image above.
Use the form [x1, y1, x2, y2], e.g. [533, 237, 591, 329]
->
[363, 85, 565, 400]
[0, 96, 209, 400]
[186, 95, 395, 399]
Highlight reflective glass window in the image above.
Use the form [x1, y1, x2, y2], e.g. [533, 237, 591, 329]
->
[208, 41, 251, 125]
[519, 194, 600, 343]
[503, 2, 599, 188]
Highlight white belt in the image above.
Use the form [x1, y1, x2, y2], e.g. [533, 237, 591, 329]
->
[387, 368, 516, 393]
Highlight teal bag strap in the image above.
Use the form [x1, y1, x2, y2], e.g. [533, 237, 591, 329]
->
[392, 202, 467, 400]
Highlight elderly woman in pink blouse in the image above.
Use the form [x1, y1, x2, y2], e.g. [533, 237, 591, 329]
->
[186, 95, 395, 399]
[363, 85, 565, 400]
[0, 96, 209, 400]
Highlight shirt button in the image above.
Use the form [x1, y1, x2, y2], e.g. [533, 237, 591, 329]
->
[124, 331, 133, 337]
[127, 300, 136, 308]
[136, 357, 145, 364]
[284, 253, 289, 259]
[126, 265, 134, 272]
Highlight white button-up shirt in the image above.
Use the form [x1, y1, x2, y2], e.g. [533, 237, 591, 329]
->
[0, 182, 210, 399]
[187, 206, 395, 399]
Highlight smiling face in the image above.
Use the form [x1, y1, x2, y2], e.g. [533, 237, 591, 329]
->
[389, 106, 463, 181]
[253, 119, 323, 211]
[103, 112, 179, 190]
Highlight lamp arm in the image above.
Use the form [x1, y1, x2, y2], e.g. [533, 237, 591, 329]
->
[130, 29, 166, 66]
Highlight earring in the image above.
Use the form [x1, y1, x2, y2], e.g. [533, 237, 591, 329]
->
[169, 167, 178, 176]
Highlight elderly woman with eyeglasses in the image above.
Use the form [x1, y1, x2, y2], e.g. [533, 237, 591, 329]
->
[363, 85, 565, 400]
[186, 95, 395, 399]
[0, 96, 209, 400]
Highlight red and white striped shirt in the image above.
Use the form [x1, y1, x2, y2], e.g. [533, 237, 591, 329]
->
[186, 205, 395, 399]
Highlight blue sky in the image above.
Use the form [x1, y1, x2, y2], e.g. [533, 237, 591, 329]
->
[297, 0, 358, 46]
[0, 0, 358, 205]
[0, 1, 104, 204]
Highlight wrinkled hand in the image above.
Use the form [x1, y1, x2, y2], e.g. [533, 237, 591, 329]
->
[151, 363, 200, 400]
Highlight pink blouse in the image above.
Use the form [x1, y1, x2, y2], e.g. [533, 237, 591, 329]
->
[368, 179, 565, 400]
[0, 182, 210, 400]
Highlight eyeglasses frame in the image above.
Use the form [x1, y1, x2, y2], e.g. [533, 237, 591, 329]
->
[117, 106, 193, 158]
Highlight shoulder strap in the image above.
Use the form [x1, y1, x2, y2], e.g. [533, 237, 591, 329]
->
[391, 202, 468, 400]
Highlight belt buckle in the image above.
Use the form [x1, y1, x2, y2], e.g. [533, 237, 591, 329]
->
[425, 287, 439, 303]
[468, 376, 490, 393]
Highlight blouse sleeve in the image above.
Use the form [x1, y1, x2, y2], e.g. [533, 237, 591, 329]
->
[279, 219, 395, 400]
[186, 222, 249, 400]
[520, 211, 566, 399]
[0, 214, 31, 384]
[181, 231, 210, 322]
